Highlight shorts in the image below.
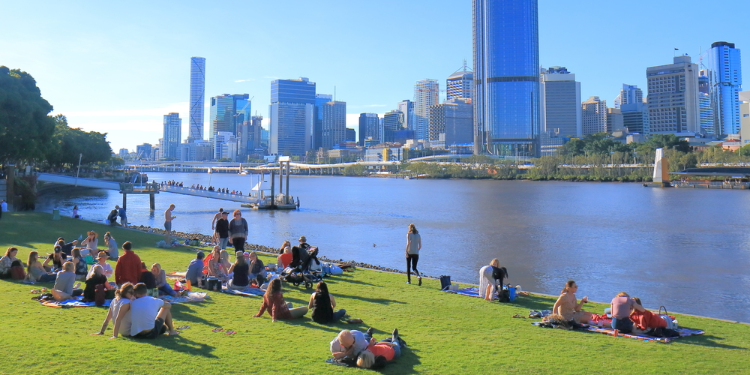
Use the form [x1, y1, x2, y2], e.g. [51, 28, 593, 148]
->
[134, 318, 166, 339]
[164, 221, 172, 231]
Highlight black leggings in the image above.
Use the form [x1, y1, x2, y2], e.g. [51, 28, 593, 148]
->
[233, 237, 246, 252]
[406, 254, 419, 280]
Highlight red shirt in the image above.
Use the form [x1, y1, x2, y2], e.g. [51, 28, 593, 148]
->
[367, 343, 395, 361]
[630, 310, 667, 330]
[115, 250, 142, 285]
[254, 292, 292, 320]
[278, 253, 292, 268]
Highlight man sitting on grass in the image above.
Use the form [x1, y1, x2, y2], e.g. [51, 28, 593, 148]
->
[330, 329, 369, 360]
[112, 283, 179, 339]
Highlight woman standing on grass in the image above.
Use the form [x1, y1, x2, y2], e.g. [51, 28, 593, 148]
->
[405, 224, 422, 285]
[228, 210, 248, 252]
[254, 278, 308, 321]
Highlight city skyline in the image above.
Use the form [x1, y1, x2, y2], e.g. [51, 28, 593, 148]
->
[1, 1, 748, 151]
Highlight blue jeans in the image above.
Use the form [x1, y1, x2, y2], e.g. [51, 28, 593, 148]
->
[39, 273, 58, 283]
[378, 338, 402, 358]
[332, 309, 347, 321]
[218, 237, 229, 250]
[611, 317, 634, 333]
[159, 283, 177, 297]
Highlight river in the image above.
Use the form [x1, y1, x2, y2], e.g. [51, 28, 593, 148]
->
[35, 172, 750, 323]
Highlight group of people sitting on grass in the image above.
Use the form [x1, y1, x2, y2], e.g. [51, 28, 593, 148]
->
[550, 280, 675, 336]
[93, 282, 181, 339]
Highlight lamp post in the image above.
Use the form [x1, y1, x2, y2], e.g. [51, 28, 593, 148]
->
[75, 153, 82, 187]
[208, 167, 213, 188]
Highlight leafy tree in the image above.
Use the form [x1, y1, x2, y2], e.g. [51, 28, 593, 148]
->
[45, 115, 112, 166]
[643, 134, 691, 153]
[0, 66, 57, 163]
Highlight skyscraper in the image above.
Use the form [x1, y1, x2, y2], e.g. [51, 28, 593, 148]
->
[646, 56, 700, 134]
[189, 57, 206, 142]
[397, 100, 415, 135]
[581, 97, 607, 135]
[540, 66, 581, 137]
[209, 94, 250, 143]
[698, 72, 714, 135]
[314, 94, 333, 149]
[429, 98, 474, 146]
[618, 84, 643, 107]
[707, 41, 743, 135]
[383, 110, 403, 143]
[414, 79, 439, 141]
[322, 101, 346, 149]
[473, 0, 540, 156]
[618, 84, 648, 134]
[447, 64, 474, 100]
[163, 113, 182, 159]
[269, 78, 316, 156]
[358, 113, 380, 146]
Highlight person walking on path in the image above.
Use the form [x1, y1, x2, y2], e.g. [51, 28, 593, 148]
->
[228, 209, 248, 252]
[405, 223, 422, 285]
[115, 241, 141, 286]
[118, 205, 127, 228]
[164, 204, 176, 243]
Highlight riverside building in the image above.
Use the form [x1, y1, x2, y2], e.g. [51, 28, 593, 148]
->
[359, 113, 380, 146]
[162, 113, 181, 159]
[189, 57, 206, 142]
[322, 101, 347, 149]
[646, 56, 700, 134]
[582, 96, 607, 135]
[473, 0, 540, 157]
[707, 41, 743, 135]
[414, 79, 439, 142]
[314, 94, 333, 150]
[540, 66, 581, 137]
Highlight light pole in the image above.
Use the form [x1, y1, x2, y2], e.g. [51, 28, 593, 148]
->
[208, 167, 213, 188]
[75, 153, 82, 187]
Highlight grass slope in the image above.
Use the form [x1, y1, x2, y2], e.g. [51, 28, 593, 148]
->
[0, 212, 748, 374]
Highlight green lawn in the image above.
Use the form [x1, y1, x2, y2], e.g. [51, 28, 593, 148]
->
[0, 212, 748, 374]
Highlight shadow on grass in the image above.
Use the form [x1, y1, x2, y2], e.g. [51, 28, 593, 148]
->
[335, 293, 407, 305]
[132, 335, 218, 358]
[171, 304, 220, 328]
[327, 273, 377, 287]
[280, 318, 346, 334]
[509, 294, 555, 311]
[676, 334, 747, 350]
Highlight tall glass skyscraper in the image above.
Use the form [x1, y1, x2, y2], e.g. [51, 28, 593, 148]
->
[209, 94, 250, 143]
[314, 94, 333, 149]
[473, 0, 540, 156]
[708, 41, 742, 135]
[414, 79, 439, 141]
[269, 78, 316, 156]
[189, 57, 206, 142]
[163, 113, 182, 159]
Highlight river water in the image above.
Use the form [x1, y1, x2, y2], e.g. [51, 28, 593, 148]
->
[35, 172, 750, 323]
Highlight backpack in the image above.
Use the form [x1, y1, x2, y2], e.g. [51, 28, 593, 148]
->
[439, 275, 451, 290]
[11, 264, 26, 280]
[498, 289, 510, 302]
[95, 284, 106, 307]
[658, 306, 678, 330]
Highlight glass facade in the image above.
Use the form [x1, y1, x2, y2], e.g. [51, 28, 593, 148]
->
[209, 94, 250, 142]
[358, 113, 380, 146]
[314, 94, 333, 149]
[189, 57, 206, 142]
[473, 0, 540, 156]
[270, 78, 316, 155]
[163, 113, 181, 159]
[414, 79, 439, 141]
[322, 101, 347, 149]
[708, 42, 742, 135]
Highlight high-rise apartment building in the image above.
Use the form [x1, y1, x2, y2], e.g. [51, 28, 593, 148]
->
[607, 108, 624, 133]
[314, 94, 333, 149]
[163, 113, 182, 159]
[383, 110, 403, 143]
[397, 100, 415, 135]
[581, 97, 607, 135]
[698, 72, 714, 135]
[447, 67, 474, 100]
[540, 66, 581, 137]
[358, 113, 380, 146]
[618, 84, 648, 134]
[739, 91, 750, 144]
[646, 56, 700, 134]
[429, 98, 474, 146]
[269, 78, 316, 156]
[322, 101, 346, 149]
[707, 41, 743, 135]
[619, 84, 643, 107]
[189, 57, 206, 142]
[473, 0, 540, 156]
[209, 94, 250, 142]
[414, 79, 439, 141]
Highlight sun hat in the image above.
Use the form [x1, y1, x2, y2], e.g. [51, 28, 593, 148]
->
[96, 251, 109, 260]
[298, 236, 306, 242]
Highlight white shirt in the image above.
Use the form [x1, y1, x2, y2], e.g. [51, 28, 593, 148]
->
[110, 298, 132, 336]
[130, 296, 164, 336]
[87, 262, 113, 279]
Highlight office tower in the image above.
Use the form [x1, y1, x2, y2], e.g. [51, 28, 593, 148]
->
[209, 94, 250, 142]
[473, 0, 540, 156]
[581, 97, 607, 135]
[383, 110, 403, 143]
[646, 56, 700, 134]
[619, 84, 643, 107]
[707, 41, 743, 135]
[359, 113, 380, 146]
[740, 91, 750, 144]
[540, 66, 581, 137]
[179, 140, 213, 161]
[607, 108, 624, 133]
[214, 131, 238, 160]
[269, 78, 316, 155]
[189, 57, 206, 142]
[397, 100, 415, 133]
[429, 98, 474, 146]
[237, 118, 262, 160]
[414, 79, 439, 141]
[314, 94, 333, 149]
[162, 113, 181, 159]
[618, 84, 648, 134]
[136, 144, 152, 161]
[447, 63, 474, 100]
[345, 128, 356, 142]
[698, 72, 714, 135]
[322, 101, 346, 149]
[119, 148, 129, 158]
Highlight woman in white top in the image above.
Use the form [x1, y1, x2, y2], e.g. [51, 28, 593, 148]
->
[87, 252, 113, 279]
[80, 231, 99, 256]
[92, 283, 134, 337]
[405, 223, 422, 285]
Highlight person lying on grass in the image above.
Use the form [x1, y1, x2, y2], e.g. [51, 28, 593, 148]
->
[629, 297, 666, 335]
[51, 262, 83, 301]
[330, 330, 369, 360]
[254, 278, 308, 322]
[357, 328, 406, 369]
[92, 283, 134, 337]
[112, 282, 180, 339]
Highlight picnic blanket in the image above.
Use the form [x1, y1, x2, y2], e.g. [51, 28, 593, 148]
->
[531, 321, 704, 343]
[40, 296, 112, 308]
[222, 288, 266, 297]
[166, 271, 187, 279]
[161, 292, 209, 304]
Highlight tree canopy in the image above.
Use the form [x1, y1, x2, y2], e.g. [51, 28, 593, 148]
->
[45, 115, 112, 166]
[0, 66, 56, 163]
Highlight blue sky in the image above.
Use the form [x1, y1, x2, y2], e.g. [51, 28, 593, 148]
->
[1, 0, 748, 152]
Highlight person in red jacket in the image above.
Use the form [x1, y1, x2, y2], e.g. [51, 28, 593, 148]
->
[115, 241, 141, 285]
[629, 297, 667, 334]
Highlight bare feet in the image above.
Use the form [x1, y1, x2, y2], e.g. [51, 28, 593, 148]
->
[168, 330, 180, 336]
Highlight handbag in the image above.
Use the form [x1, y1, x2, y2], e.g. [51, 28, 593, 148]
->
[439, 275, 451, 290]
[658, 306, 678, 330]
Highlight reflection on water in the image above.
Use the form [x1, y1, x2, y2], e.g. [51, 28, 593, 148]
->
[35, 173, 750, 322]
